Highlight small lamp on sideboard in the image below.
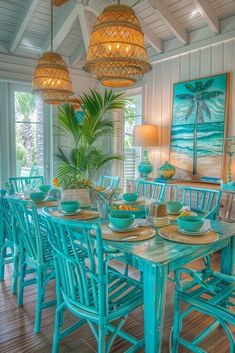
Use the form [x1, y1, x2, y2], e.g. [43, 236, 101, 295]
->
[133, 124, 159, 178]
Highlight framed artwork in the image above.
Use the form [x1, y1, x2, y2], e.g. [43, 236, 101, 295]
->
[169, 73, 229, 182]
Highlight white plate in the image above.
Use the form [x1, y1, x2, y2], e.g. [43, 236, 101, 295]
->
[107, 223, 139, 233]
[59, 209, 81, 215]
[177, 226, 210, 236]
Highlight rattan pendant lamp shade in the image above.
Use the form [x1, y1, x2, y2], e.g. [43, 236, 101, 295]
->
[84, 2, 152, 88]
[32, 1, 73, 105]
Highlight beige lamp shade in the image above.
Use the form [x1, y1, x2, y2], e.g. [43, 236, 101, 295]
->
[133, 124, 159, 148]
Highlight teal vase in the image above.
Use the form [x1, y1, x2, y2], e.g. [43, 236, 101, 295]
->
[138, 149, 153, 178]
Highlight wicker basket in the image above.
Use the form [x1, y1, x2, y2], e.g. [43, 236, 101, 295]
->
[53, 0, 69, 6]
[61, 189, 91, 208]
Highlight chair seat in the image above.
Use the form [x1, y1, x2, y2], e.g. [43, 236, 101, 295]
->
[64, 268, 143, 323]
[178, 271, 235, 325]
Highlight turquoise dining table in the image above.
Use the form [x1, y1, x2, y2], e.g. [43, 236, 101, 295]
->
[101, 220, 235, 353]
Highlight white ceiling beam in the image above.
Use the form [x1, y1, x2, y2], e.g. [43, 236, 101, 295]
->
[147, 0, 188, 45]
[193, 0, 220, 34]
[9, 0, 40, 53]
[139, 18, 163, 52]
[43, 0, 80, 53]
[78, 8, 94, 51]
[70, 45, 85, 66]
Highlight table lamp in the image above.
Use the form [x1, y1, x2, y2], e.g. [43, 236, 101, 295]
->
[133, 124, 159, 178]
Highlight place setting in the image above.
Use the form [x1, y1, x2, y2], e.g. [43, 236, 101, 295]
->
[158, 215, 219, 244]
[50, 201, 100, 220]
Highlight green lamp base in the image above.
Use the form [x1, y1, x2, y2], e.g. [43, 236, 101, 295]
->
[138, 149, 153, 178]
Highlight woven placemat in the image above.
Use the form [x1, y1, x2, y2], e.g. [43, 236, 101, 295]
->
[35, 201, 59, 208]
[50, 210, 100, 221]
[158, 224, 218, 244]
[99, 224, 156, 242]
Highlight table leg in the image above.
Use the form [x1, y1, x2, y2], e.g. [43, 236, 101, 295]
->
[221, 236, 235, 275]
[143, 262, 168, 353]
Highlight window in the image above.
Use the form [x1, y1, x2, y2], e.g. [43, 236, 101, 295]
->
[123, 93, 142, 190]
[14, 91, 44, 176]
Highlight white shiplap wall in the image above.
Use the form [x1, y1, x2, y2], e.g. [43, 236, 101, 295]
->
[145, 39, 235, 174]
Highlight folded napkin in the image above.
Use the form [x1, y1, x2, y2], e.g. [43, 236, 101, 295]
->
[199, 219, 211, 232]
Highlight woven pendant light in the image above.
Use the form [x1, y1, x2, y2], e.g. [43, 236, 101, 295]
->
[84, 2, 152, 88]
[32, 0, 73, 104]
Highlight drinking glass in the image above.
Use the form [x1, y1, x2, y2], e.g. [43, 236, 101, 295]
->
[145, 200, 157, 226]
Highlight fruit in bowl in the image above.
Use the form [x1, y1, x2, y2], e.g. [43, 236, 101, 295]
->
[123, 192, 139, 202]
[60, 201, 80, 213]
[30, 192, 46, 203]
[177, 216, 204, 232]
[167, 201, 183, 213]
[108, 213, 135, 229]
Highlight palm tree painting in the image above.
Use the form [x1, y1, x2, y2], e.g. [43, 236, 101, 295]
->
[170, 73, 228, 180]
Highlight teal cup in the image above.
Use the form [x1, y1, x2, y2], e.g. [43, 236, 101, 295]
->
[108, 213, 135, 229]
[60, 201, 80, 213]
[167, 201, 183, 213]
[30, 192, 46, 202]
[123, 192, 139, 202]
[177, 216, 204, 232]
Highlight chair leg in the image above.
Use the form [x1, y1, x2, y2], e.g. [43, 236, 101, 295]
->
[34, 269, 44, 334]
[98, 324, 106, 353]
[52, 303, 65, 353]
[17, 260, 26, 306]
[171, 295, 181, 353]
[0, 244, 6, 281]
[12, 248, 19, 295]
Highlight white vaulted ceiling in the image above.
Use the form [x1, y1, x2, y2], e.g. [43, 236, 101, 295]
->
[0, 0, 235, 70]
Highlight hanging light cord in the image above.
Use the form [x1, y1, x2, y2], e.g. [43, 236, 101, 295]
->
[50, 0, 53, 52]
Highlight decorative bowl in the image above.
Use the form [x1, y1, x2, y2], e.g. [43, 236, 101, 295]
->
[177, 216, 204, 232]
[123, 192, 139, 202]
[108, 214, 135, 229]
[30, 192, 46, 203]
[158, 161, 176, 179]
[39, 185, 51, 193]
[60, 201, 80, 213]
[167, 201, 183, 213]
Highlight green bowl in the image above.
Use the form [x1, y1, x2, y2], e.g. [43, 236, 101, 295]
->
[39, 185, 51, 193]
[60, 201, 80, 213]
[108, 213, 135, 229]
[177, 216, 204, 232]
[167, 201, 183, 213]
[123, 192, 139, 202]
[30, 192, 46, 203]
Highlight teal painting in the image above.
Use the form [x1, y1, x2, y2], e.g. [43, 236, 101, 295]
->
[169, 73, 229, 181]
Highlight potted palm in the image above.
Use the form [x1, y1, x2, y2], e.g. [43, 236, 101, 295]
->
[55, 89, 125, 206]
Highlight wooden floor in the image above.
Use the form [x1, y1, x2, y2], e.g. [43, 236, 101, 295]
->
[0, 254, 234, 353]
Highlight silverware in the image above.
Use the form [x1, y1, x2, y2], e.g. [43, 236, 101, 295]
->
[122, 235, 139, 241]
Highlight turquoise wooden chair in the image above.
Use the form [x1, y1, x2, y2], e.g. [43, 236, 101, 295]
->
[0, 190, 15, 285]
[171, 267, 235, 353]
[8, 176, 44, 193]
[44, 212, 144, 353]
[96, 175, 120, 189]
[165, 185, 221, 219]
[136, 179, 166, 201]
[6, 196, 55, 333]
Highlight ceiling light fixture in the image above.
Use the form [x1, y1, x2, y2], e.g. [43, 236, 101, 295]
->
[84, 0, 152, 88]
[32, 0, 73, 105]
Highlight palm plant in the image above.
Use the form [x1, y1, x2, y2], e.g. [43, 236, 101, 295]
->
[176, 79, 224, 175]
[15, 92, 36, 167]
[57, 89, 125, 186]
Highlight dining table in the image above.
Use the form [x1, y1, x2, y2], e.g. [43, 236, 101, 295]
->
[37, 201, 235, 353]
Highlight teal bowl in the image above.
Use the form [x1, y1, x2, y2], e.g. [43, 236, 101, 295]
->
[109, 205, 146, 218]
[39, 185, 51, 193]
[60, 201, 80, 213]
[123, 192, 139, 202]
[30, 192, 46, 202]
[108, 214, 135, 229]
[177, 216, 204, 232]
[167, 201, 183, 213]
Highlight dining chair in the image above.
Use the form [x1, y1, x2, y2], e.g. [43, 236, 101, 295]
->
[44, 212, 144, 353]
[171, 267, 235, 353]
[136, 179, 166, 202]
[8, 176, 44, 193]
[165, 185, 221, 219]
[96, 175, 120, 189]
[0, 190, 15, 284]
[6, 195, 55, 334]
